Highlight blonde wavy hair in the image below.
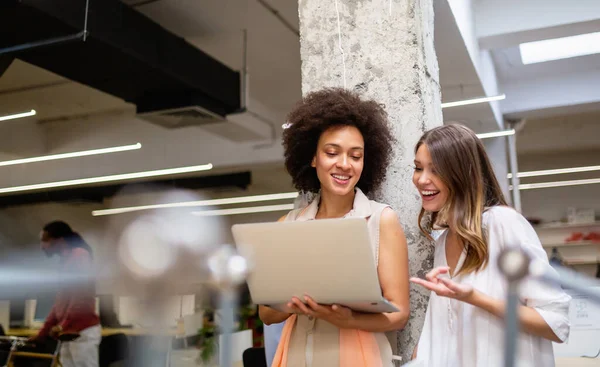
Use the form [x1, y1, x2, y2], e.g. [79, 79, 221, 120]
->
[416, 124, 507, 275]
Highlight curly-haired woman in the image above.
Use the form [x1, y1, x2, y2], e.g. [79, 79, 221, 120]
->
[260, 88, 410, 367]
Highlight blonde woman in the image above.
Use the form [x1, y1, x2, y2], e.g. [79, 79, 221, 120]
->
[410, 124, 570, 367]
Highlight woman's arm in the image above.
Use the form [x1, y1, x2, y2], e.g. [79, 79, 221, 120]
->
[346, 208, 410, 331]
[466, 290, 563, 342]
[259, 305, 292, 325]
[412, 267, 567, 343]
[485, 207, 570, 343]
[411, 344, 418, 360]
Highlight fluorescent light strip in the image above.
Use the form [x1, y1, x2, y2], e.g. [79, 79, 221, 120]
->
[91, 192, 299, 216]
[441, 94, 505, 109]
[191, 204, 295, 217]
[510, 178, 600, 191]
[508, 165, 600, 179]
[0, 163, 213, 195]
[520, 32, 600, 65]
[0, 143, 142, 167]
[0, 109, 36, 122]
[476, 129, 515, 140]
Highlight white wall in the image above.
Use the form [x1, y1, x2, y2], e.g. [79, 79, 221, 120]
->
[442, 0, 503, 128]
[447, 0, 478, 70]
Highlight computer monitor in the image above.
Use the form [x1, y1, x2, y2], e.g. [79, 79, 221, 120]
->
[29, 296, 55, 328]
[8, 299, 26, 328]
[116, 295, 195, 328]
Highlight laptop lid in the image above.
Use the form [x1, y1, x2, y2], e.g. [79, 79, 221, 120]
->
[231, 217, 385, 307]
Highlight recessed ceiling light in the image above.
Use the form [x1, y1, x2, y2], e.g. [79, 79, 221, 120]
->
[520, 32, 600, 65]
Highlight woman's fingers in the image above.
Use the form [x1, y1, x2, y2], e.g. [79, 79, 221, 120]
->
[425, 266, 450, 282]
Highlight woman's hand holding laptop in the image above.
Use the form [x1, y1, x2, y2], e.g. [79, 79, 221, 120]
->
[287, 294, 355, 329]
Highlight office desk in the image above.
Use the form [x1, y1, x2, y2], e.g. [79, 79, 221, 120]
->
[7, 327, 178, 337]
[556, 358, 600, 366]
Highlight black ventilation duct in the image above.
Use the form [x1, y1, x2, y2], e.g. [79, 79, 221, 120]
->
[0, 0, 241, 118]
[0, 56, 13, 78]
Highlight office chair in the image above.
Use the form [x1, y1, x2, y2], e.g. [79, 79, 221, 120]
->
[99, 333, 129, 367]
[0, 325, 8, 366]
[242, 347, 267, 367]
[1, 336, 61, 367]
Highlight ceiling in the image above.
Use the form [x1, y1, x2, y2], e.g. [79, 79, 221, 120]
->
[0, 0, 506, 130]
[0, 0, 597, 197]
[0, 60, 129, 122]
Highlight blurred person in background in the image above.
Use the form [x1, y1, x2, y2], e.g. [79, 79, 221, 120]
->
[31, 221, 101, 367]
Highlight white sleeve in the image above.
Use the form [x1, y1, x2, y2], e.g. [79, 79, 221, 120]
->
[486, 207, 571, 342]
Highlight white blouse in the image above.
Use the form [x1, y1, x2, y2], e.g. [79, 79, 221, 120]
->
[416, 206, 571, 367]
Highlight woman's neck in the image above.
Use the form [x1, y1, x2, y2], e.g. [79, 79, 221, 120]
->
[446, 222, 464, 248]
[316, 189, 355, 219]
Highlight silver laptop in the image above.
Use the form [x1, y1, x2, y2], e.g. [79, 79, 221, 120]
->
[231, 217, 399, 313]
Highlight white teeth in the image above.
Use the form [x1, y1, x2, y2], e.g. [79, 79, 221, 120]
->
[421, 190, 438, 196]
[332, 174, 350, 180]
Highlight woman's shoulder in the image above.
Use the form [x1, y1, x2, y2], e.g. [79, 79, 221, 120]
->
[368, 199, 391, 212]
[483, 205, 540, 245]
[278, 208, 304, 222]
[369, 201, 404, 233]
[367, 199, 395, 218]
[483, 205, 528, 225]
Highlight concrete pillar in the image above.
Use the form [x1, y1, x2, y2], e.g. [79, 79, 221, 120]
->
[298, 0, 442, 361]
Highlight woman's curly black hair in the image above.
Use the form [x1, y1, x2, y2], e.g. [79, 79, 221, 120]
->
[283, 88, 394, 195]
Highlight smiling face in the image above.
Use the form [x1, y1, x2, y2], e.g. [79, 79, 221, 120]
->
[412, 143, 450, 213]
[311, 125, 365, 198]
